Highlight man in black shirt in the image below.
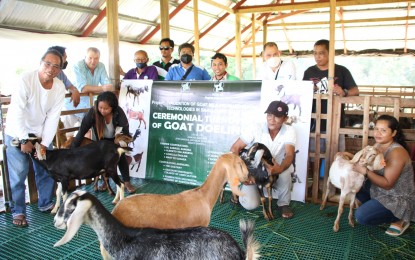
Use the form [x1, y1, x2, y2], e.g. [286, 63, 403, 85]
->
[153, 38, 180, 72]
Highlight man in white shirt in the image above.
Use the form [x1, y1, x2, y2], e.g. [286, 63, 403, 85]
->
[256, 42, 296, 81]
[5, 49, 66, 227]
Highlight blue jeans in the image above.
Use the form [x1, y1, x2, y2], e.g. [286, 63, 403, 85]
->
[355, 180, 398, 225]
[5, 135, 55, 218]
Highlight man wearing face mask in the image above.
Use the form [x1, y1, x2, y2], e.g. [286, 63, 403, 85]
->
[47, 46, 80, 108]
[165, 43, 211, 80]
[123, 50, 158, 80]
[256, 42, 296, 80]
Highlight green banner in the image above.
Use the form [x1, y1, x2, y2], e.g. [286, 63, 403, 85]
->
[147, 81, 262, 185]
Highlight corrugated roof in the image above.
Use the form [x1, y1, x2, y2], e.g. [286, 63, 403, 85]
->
[0, 0, 414, 55]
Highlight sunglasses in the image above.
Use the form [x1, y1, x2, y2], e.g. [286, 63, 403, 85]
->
[159, 46, 172, 51]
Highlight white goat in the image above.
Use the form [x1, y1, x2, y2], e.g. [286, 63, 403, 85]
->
[320, 145, 385, 232]
[54, 190, 260, 260]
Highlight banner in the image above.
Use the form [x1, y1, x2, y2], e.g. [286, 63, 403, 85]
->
[119, 80, 313, 202]
[147, 81, 262, 185]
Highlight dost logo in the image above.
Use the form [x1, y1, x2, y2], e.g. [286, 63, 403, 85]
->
[213, 82, 224, 93]
[181, 82, 191, 92]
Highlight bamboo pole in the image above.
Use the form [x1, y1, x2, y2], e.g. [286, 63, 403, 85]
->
[160, 0, 170, 38]
[106, 0, 120, 89]
[235, 13, 242, 78]
[193, 0, 200, 65]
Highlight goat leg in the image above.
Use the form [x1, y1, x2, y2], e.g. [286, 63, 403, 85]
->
[257, 187, 271, 220]
[104, 176, 115, 196]
[219, 183, 226, 203]
[333, 193, 346, 232]
[52, 182, 63, 214]
[320, 179, 332, 210]
[266, 186, 274, 220]
[348, 194, 356, 228]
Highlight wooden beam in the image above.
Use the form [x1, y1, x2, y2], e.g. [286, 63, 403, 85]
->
[251, 14, 256, 79]
[266, 10, 308, 22]
[405, 4, 411, 53]
[337, 7, 347, 54]
[194, 0, 200, 65]
[235, 13, 242, 78]
[106, 0, 120, 89]
[191, 0, 246, 44]
[160, 0, 170, 38]
[201, 0, 234, 14]
[140, 0, 191, 44]
[82, 7, 106, 37]
[266, 16, 415, 27]
[235, 0, 411, 14]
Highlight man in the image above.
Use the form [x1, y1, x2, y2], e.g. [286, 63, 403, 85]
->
[153, 38, 180, 72]
[5, 49, 66, 227]
[303, 39, 359, 150]
[47, 46, 80, 107]
[165, 43, 211, 80]
[123, 50, 158, 80]
[230, 100, 296, 219]
[256, 42, 296, 80]
[63, 47, 113, 128]
[210, 53, 239, 81]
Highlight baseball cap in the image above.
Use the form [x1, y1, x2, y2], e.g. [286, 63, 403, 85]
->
[264, 100, 289, 117]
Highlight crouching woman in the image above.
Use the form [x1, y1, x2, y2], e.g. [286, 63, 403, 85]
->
[72, 91, 136, 193]
[353, 115, 415, 237]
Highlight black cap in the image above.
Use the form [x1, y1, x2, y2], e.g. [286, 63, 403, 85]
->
[264, 100, 289, 117]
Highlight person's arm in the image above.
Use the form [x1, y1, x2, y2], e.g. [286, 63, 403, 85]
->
[41, 80, 65, 147]
[81, 84, 113, 93]
[202, 69, 211, 80]
[117, 107, 131, 137]
[72, 108, 94, 147]
[354, 147, 407, 190]
[267, 144, 295, 175]
[230, 138, 247, 154]
[67, 85, 81, 107]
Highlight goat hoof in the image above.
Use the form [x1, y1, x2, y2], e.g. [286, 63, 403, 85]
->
[333, 225, 339, 232]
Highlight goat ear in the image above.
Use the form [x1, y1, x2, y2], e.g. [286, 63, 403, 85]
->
[370, 153, 385, 171]
[350, 149, 364, 163]
[54, 199, 91, 247]
[227, 160, 248, 197]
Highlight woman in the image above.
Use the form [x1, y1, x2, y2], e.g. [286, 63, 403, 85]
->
[72, 91, 136, 193]
[353, 115, 415, 237]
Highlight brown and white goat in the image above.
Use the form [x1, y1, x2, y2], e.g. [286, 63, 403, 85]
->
[111, 152, 249, 229]
[320, 145, 385, 232]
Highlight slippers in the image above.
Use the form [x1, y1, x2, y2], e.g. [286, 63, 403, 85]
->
[230, 195, 239, 205]
[385, 221, 410, 237]
[278, 205, 294, 219]
[98, 182, 108, 192]
[13, 215, 28, 228]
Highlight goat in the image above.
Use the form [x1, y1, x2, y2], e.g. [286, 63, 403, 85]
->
[125, 151, 143, 172]
[111, 152, 249, 229]
[320, 145, 385, 232]
[126, 84, 148, 106]
[240, 142, 277, 220]
[33, 140, 129, 214]
[60, 127, 133, 193]
[54, 191, 260, 260]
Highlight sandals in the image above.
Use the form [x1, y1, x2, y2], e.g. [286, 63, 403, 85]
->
[278, 205, 294, 219]
[230, 196, 240, 205]
[385, 221, 410, 237]
[98, 181, 108, 192]
[13, 215, 28, 228]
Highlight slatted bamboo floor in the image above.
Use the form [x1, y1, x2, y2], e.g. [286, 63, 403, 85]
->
[0, 178, 414, 260]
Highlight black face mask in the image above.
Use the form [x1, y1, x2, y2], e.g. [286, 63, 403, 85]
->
[180, 54, 192, 64]
[62, 61, 68, 70]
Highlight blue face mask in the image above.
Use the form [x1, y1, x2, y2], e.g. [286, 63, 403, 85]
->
[136, 62, 147, 69]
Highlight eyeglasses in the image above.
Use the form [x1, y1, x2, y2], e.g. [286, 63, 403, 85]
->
[159, 46, 172, 51]
[42, 61, 61, 70]
[134, 58, 147, 62]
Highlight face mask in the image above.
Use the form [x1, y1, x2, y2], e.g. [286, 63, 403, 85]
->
[62, 61, 68, 70]
[180, 54, 193, 64]
[136, 62, 147, 69]
[266, 56, 281, 68]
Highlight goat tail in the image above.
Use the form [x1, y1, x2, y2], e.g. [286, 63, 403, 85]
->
[239, 219, 260, 260]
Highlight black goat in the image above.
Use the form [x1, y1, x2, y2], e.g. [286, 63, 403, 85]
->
[54, 191, 260, 260]
[33, 140, 128, 213]
[240, 142, 277, 220]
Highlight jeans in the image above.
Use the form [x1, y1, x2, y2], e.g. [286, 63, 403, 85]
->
[355, 180, 398, 225]
[5, 135, 55, 218]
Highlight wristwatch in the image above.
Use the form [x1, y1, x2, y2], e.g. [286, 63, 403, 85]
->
[343, 89, 349, 97]
[20, 139, 28, 145]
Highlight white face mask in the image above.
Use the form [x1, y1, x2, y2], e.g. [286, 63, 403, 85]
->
[266, 56, 281, 68]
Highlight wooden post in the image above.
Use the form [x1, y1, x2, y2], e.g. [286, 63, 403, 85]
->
[251, 14, 256, 79]
[235, 13, 242, 78]
[106, 0, 120, 89]
[193, 0, 200, 65]
[160, 0, 170, 38]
